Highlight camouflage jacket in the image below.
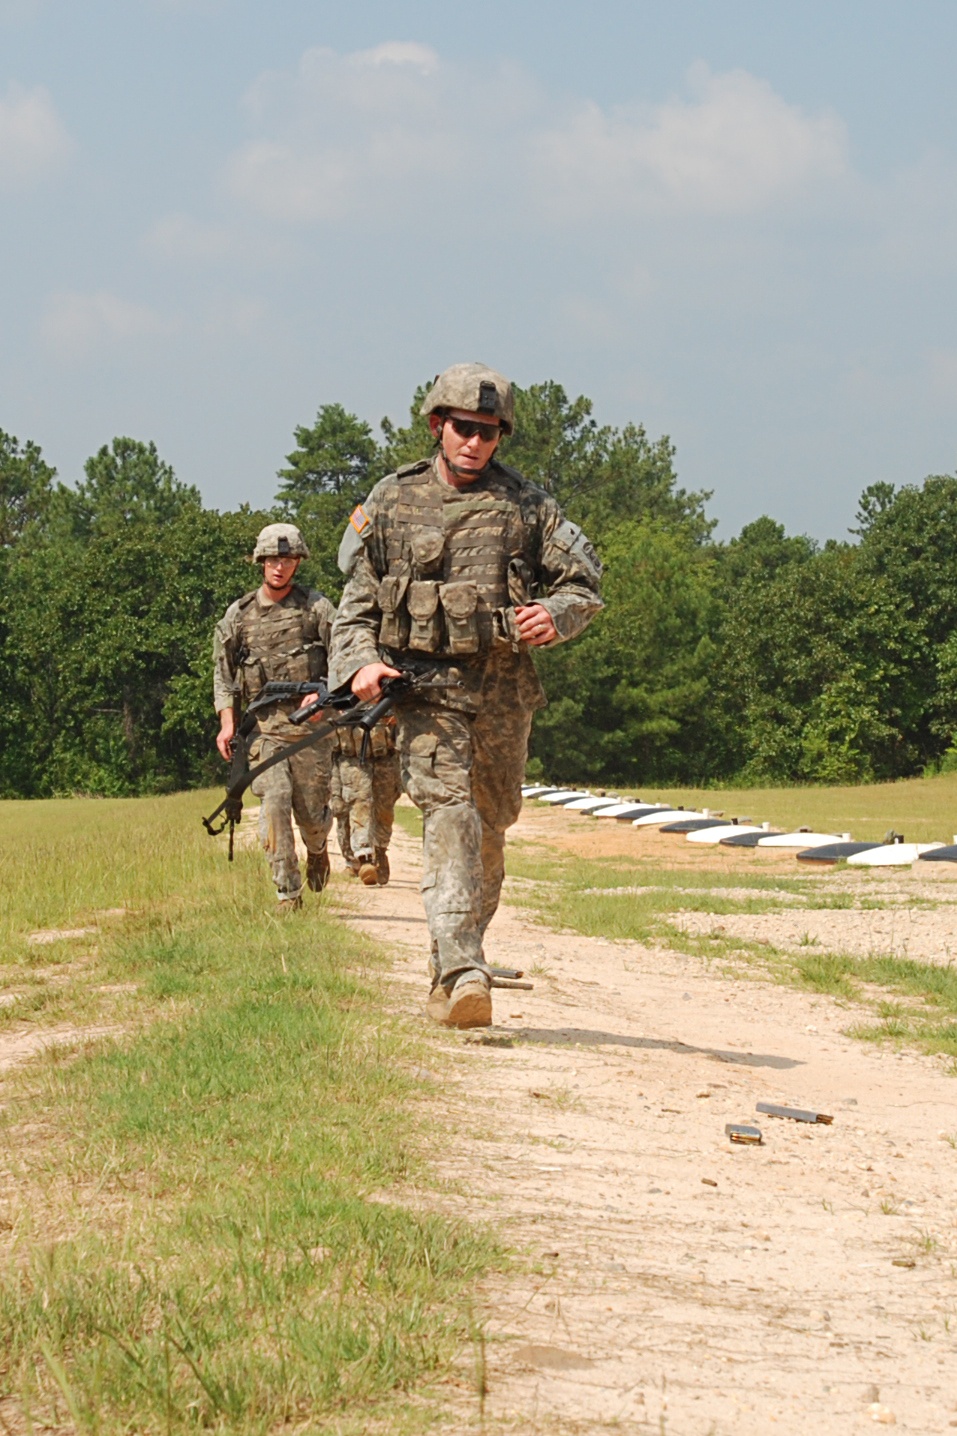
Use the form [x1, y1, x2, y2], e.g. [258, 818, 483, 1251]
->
[213, 584, 337, 739]
[329, 456, 602, 712]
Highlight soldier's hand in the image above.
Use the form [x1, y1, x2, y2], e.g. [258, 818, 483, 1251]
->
[515, 603, 558, 646]
[295, 694, 327, 724]
[352, 662, 401, 703]
[216, 708, 236, 762]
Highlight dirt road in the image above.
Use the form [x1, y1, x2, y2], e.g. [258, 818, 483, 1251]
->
[332, 802, 957, 1435]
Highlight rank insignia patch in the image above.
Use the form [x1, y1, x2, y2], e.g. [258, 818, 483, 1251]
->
[349, 504, 370, 535]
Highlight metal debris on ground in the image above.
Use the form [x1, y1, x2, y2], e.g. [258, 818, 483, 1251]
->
[756, 1101, 834, 1125]
[726, 1123, 763, 1145]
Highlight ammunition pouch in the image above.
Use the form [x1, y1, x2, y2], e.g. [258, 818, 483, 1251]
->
[378, 574, 410, 648]
[335, 722, 395, 759]
[239, 657, 268, 701]
[440, 580, 480, 654]
[407, 580, 442, 652]
[411, 528, 445, 574]
[368, 723, 395, 758]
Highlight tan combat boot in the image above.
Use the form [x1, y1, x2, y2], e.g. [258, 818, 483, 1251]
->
[426, 972, 492, 1029]
[357, 854, 379, 886]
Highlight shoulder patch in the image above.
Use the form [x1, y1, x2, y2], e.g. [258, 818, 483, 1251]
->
[338, 518, 369, 576]
[349, 504, 371, 535]
[235, 588, 259, 610]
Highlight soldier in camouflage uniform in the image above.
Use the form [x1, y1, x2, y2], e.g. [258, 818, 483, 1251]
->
[330, 717, 402, 885]
[213, 523, 337, 911]
[329, 363, 602, 1027]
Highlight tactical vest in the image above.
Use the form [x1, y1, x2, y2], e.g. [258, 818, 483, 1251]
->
[377, 460, 534, 657]
[234, 585, 326, 702]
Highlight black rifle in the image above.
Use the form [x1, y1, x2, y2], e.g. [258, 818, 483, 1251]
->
[202, 666, 456, 857]
[207, 682, 337, 859]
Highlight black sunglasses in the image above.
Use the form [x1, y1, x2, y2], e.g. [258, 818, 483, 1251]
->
[444, 415, 501, 443]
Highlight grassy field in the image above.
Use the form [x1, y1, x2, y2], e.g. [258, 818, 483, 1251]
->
[0, 791, 498, 1433]
[507, 828, 957, 1066]
[389, 789, 957, 1062]
[569, 769, 957, 844]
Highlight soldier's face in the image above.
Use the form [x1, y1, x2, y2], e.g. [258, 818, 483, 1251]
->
[261, 556, 300, 592]
[431, 408, 501, 480]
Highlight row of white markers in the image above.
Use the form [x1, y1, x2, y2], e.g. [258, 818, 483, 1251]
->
[520, 787, 957, 868]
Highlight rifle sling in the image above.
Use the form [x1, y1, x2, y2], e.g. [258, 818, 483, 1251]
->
[202, 710, 352, 835]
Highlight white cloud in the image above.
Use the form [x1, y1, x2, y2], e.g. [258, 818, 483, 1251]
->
[223, 47, 847, 230]
[143, 212, 237, 262]
[530, 64, 848, 218]
[40, 291, 180, 359]
[0, 81, 73, 186]
[225, 41, 531, 223]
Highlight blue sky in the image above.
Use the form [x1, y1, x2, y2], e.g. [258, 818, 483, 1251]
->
[2, 0, 956, 538]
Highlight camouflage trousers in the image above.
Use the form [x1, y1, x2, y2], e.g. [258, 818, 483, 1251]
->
[396, 692, 532, 988]
[330, 749, 402, 863]
[249, 734, 334, 902]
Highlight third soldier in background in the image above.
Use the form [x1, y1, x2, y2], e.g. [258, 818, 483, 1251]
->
[330, 716, 401, 885]
[330, 363, 602, 1028]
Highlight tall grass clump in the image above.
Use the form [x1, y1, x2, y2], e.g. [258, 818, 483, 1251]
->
[0, 790, 499, 1433]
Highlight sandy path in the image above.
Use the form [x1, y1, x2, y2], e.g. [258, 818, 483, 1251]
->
[329, 803, 957, 1435]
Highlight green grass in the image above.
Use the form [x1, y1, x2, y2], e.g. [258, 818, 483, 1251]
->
[505, 838, 957, 1064]
[506, 847, 818, 942]
[0, 790, 499, 1433]
[505, 844, 806, 892]
[392, 802, 424, 840]
[570, 768, 957, 844]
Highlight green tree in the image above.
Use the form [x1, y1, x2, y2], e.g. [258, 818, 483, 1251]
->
[378, 384, 434, 475]
[855, 474, 957, 762]
[276, 404, 384, 603]
[0, 436, 267, 797]
[276, 404, 379, 505]
[530, 520, 719, 784]
[715, 543, 917, 784]
[508, 382, 712, 543]
[57, 437, 201, 541]
[0, 430, 55, 547]
[719, 515, 817, 584]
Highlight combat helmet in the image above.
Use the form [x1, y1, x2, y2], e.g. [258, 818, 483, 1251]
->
[420, 363, 515, 435]
[252, 523, 310, 561]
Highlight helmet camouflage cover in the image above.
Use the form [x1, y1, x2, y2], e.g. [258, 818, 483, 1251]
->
[420, 362, 515, 435]
[252, 523, 310, 561]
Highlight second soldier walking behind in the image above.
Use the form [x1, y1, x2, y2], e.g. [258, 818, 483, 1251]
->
[213, 524, 337, 911]
[330, 717, 401, 885]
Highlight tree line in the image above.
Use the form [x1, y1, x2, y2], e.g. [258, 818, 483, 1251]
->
[2, 383, 957, 798]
